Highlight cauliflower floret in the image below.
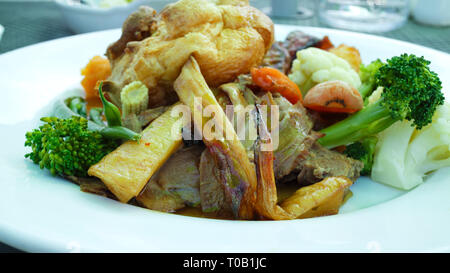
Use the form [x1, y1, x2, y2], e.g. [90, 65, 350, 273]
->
[371, 101, 450, 190]
[288, 47, 361, 94]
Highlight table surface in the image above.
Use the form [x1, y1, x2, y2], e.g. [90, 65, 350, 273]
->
[1, 1, 450, 54]
[0, 0, 449, 253]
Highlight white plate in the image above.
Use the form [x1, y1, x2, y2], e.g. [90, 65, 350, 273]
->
[0, 25, 449, 253]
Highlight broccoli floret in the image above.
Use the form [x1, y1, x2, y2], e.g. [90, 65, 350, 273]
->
[318, 54, 444, 148]
[344, 137, 378, 175]
[375, 54, 443, 129]
[25, 116, 119, 177]
[359, 59, 384, 100]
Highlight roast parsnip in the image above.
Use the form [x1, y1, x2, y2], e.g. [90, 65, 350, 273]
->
[280, 176, 352, 219]
[88, 103, 183, 202]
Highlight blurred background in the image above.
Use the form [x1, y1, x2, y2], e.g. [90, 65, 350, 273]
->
[1, 0, 450, 54]
[0, 0, 449, 54]
[0, 0, 449, 252]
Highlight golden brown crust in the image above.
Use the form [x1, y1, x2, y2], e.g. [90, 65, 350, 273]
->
[106, 0, 274, 107]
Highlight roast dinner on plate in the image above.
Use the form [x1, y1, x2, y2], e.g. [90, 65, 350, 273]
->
[24, 0, 449, 220]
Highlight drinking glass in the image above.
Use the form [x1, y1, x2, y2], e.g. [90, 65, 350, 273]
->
[318, 0, 410, 32]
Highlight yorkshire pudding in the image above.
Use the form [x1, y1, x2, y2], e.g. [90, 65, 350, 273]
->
[104, 0, 274, 107]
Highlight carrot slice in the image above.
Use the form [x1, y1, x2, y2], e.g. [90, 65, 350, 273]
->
[81, 56, 111, 100]
[251, 67, 303, 104]
[316, 36, 334, 50]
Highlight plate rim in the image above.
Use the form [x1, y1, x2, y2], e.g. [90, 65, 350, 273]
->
[1, 24, 449, 253]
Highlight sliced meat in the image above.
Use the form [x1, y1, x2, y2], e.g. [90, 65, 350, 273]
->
[157, 145, 203, 207]
[137, 176, 185, 212]
[268, 94, 362, 185]
[262, 41, 291, 74]
[65, 175, 116, 200]
[272, 95, 319, 180]
[296, 143, 364, 185]
[283, 31, 321, 60]
[136, 145, 204, 211]
[199, 149, 233, 217]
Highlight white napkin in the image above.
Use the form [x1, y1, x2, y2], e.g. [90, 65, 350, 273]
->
[0, 24, 4, 42]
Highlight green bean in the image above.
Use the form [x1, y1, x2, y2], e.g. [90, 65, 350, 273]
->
[59, 93, 141, 143]
[98, 81, 122, 127]
[99, 126, 141, 142]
